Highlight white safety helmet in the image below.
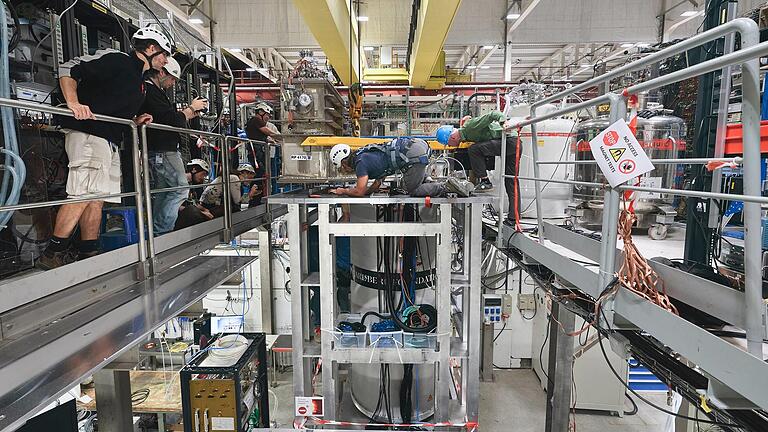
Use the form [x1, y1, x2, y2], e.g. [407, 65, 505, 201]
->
[132, 26, 173, 54]
[330, 144, 352, 168]
[254, 102, 274, 114]
[237, 163, 256, 173]
[163, 56, 182, 79]
[187, 158, 210, 172]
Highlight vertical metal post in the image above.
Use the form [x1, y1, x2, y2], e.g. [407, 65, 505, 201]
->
[129, 125, 148, 276]
[317, 204, 337, 419]
[481, 323, 495, 382]
[496, 131, 508, 248]
[257, 225, 274, 334]
[93, 369, 133, 431]
[434, 203, 453, 421]
[138, 126, 156, 274]
[406, 88, 412, 135]
[738, 28, 764, 357]
[287, 204, 312, 404]
[597, 95, 625, 327]
[222, 136, 233, 242]
[529, 119, 545, 242]
[466, 203, 482, 421]
[264, 141, 273, 198]
[544, 300, 576, 432]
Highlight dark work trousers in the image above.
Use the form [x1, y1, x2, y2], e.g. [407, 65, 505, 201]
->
[468, 137, 520, 221]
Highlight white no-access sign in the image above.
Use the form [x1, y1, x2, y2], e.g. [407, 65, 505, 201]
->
[588, 118, 655, 187]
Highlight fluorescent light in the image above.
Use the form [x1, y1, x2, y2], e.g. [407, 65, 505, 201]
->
[466, 65, 477, 69]
[363, 46, 375, 51]
[480, 65, 491, 69]
[636, 42, 651, 48]
[580, 63, 592, 68]
[189, 18, 204, 24]
[482, 45, 495, 49]
[245, 67, 257, 72]
[229, 48, 242, 53]
[680, 10, 699, 17]
[506, 13, 521, 19]
[620, 43, 635, 48]
[357, 16, 369, 21]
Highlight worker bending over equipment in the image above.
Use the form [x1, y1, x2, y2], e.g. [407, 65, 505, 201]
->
[328, 137, 472, 197]
[437, 110, 520, 225]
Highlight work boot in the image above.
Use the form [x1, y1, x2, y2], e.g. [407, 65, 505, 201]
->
[444, 177, 473, 197]
[475, 178, 494, 192]
[77, 250, 100, 261]
[35, 249, 77, 270]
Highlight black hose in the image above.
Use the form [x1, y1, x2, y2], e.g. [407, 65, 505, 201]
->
[624, 393, 639, 416]
[3, 0, 20, 52]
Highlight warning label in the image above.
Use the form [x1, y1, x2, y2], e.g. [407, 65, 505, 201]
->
[609, 148, 625, 162]
[588, 119, 655, 187]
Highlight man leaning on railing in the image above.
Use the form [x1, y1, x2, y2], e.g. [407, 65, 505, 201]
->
[36, 27, 172, 270]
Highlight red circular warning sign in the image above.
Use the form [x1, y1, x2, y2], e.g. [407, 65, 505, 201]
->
[618, 159, 636, 174]
[603, 131, 620, 147]
[298, 406, 307, 415]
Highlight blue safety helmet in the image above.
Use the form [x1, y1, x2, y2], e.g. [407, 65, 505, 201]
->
[436, 125, 456, 144]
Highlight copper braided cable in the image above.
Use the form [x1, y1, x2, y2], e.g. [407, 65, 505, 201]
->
[617, 209, 678, 315]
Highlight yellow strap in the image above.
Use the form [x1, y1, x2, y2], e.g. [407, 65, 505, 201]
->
[699, 395, 712, 413]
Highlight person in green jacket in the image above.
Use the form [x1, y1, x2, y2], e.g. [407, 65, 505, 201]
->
[436, 111, 519, 225]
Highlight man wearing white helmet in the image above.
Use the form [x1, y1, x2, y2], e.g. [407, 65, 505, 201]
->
[199, 163, 262, 217]
[38, 26, 173, 269]
[245, 101, 280, 199]
[328, 138, 472, 198]
[140, 56, 209, 234]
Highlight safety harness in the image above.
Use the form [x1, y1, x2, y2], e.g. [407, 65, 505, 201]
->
[356, 137, 431, 177]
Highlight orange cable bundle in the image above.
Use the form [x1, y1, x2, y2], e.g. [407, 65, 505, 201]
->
[617, 209, 678, 315]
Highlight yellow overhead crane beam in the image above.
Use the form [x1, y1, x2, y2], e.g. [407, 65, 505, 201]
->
[301, 136, 472, 151]
[408, 0, 462, 88]
[292, 0, 361, 85]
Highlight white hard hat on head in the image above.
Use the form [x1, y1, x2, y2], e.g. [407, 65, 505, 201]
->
[163, 57, 182, 79]
[255, 102, 274, 114]
[330, 144, 352, 168]
[187, 158, 210, 172]
[237, 163, 256, 173]
[132, 26, 173, 54]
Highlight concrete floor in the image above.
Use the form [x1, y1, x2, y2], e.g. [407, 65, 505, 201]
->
[268, 368, 672, 431]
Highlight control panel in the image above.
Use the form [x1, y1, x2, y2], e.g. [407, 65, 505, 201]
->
[483, 294, 503, 324]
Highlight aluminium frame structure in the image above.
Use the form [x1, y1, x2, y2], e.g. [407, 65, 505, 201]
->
[268, 194, 491, 429]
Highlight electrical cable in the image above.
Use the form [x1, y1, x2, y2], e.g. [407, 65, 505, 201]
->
[624, 393, 639, 416]
[492, 321, 507, 343]
[3, 0, 20, 52]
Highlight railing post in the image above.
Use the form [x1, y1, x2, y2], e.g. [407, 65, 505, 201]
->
[529, 113, 545, 243]
[737, 25, 765, 357]
[597, 93, 626, 327]
[139, 125, 156, 275]
[221, 136, 233, 242]
[130, 125, 149, 279]
[495, 131, 508, 249]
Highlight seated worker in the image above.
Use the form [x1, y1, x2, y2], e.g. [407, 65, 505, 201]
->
[174, 159, 213, 230]
[328, 137, 472, 197]
[436, 111, 519, 225]
[199, 163, 261, 217]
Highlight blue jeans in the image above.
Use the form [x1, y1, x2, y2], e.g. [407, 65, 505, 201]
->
[148, 151, 189, 234]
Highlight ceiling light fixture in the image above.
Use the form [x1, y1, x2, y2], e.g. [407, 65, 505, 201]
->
[357, 16, 369, 21]
[189, 18, 204, 24]
[482, 45, 495, 50]
[466, 65, 477, 69]
[636, 42, 651, 48]
[680, 10, 699, 17]
[229, 48, 242, 53]
[620, 43, 635, 48]
[245, 67, 257, 72]
[363, 46, 375, 51]
[507, 13, 521, 19]
[480, 65, 491, 69]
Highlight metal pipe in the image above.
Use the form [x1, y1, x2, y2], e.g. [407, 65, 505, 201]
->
[145, 122, 222, 138]
[130, 125, 148, 266]
[139, 126, 155, 266]
[509, 175, 768, 205]
[221, 137, 233, 240]
[531, 17, 759, 108]
[495, 131, 508, 248]
[511, 94, 613, 129]
[536, 157, 742, 165]
[150, 182, 215, 194]
[529, 120, 545, 243]
[0, 97, 135, 124]
[0, 192, 138, 212]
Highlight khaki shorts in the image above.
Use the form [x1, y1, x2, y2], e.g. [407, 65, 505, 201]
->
[64, 130, 122, 204]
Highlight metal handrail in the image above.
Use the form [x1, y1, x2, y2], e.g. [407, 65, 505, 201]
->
[536, 157, 742, 165]
[0, 192, 139, 211]
[499, 18, 766, 362]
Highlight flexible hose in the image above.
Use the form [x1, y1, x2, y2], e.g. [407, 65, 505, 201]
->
[0, 1, 25, 229]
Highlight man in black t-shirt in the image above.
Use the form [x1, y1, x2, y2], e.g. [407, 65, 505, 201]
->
[244, 102, 280, 202]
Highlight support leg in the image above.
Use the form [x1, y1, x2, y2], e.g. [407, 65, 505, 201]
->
[93, 369, 133, 432]
[544, 300, 575, 432]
